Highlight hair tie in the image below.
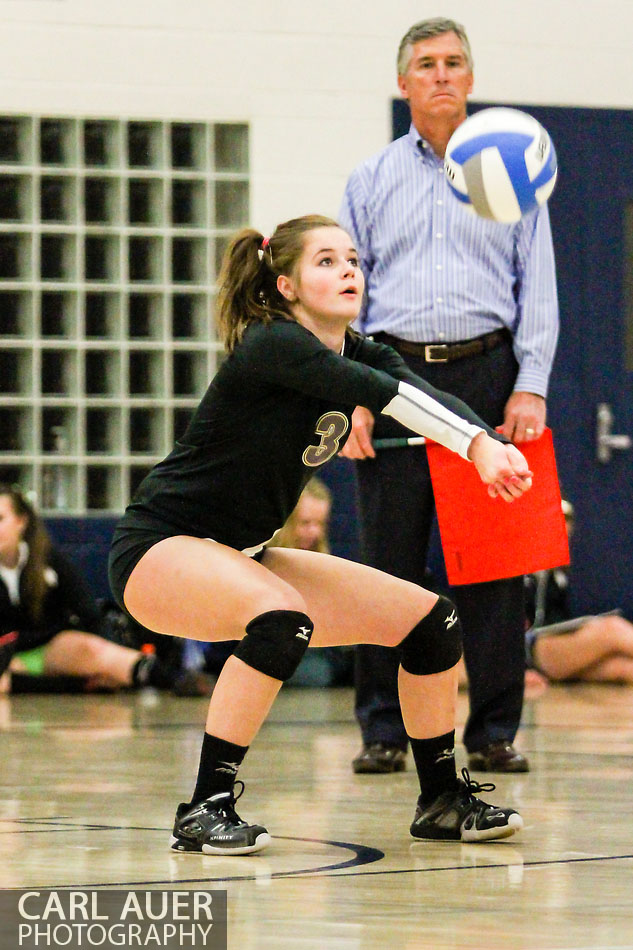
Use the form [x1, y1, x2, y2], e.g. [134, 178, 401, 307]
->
[258, 236, 271, 264]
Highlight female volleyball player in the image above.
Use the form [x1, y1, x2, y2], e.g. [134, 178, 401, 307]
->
[108, 215, 532, 855]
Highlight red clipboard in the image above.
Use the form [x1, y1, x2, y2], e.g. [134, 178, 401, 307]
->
[426, 427, 569, 585]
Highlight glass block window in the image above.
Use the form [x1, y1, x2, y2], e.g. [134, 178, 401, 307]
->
[0, 115, 249, 513]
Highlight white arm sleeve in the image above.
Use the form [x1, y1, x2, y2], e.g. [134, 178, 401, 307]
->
[382, 381, 485, 460]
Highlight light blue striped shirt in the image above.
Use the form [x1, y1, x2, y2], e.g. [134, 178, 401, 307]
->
[339, 123, 559, 397]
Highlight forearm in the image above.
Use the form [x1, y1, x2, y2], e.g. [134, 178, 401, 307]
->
[381, 381, 486, 459]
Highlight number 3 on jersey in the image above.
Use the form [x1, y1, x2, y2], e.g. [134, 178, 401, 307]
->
[303, 411, 349, 467]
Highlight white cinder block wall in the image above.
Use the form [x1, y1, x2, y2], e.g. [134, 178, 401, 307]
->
[0, 0, 630, 233]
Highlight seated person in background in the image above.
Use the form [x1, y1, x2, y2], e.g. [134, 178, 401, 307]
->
[272, 475, 332, 553]
[199, 479, 353, 687]
[270, 478, 353, 686]
[524, 500, 633, 684]
[0, 484, 211, 695]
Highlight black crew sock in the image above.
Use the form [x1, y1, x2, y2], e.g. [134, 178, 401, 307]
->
[410, 730, 458, 806]
[189, 733, 248, 807]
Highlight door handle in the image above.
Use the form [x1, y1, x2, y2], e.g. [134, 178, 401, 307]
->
[596, 402, 632, 463]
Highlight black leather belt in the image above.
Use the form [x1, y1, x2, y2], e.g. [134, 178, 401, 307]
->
[374, 328, 510, 363]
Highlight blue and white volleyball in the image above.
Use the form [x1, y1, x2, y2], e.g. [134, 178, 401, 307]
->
[444, 107, 557, 223]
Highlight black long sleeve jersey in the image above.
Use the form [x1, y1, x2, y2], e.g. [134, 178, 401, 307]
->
[0, 546, 104, 648]
[118, 318, 500, 555]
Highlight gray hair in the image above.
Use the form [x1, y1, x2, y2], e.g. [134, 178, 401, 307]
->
[397, 17, 473, 76]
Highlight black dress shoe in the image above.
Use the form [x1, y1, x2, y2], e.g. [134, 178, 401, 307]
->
[352, 742, 407, 774]
[467, 741, 530, 773]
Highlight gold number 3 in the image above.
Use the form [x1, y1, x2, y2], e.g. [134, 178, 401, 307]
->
[302, 411, 349, 467]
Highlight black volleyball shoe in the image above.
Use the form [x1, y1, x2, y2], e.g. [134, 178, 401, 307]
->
[169, 782, 271, 855]
[410, 768, 524, 842]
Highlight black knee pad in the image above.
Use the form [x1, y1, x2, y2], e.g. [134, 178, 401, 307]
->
[233, 609, 314, 681]
[398, 595, 463, 675]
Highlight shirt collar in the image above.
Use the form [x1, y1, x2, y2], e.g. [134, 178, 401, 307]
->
[407, 123, 443, 167]
[17, 541, 29, 570]
[0, 542, 29, 605]
[0, 541, 29, 573]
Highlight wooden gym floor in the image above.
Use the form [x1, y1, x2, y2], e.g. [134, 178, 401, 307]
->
[2, 681, 633, 949]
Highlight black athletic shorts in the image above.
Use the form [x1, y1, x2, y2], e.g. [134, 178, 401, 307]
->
[108, 526, 175, 614]
[108, 525, 267, 615]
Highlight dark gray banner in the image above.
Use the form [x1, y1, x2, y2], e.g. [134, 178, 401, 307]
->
[0, 890, 227, 950]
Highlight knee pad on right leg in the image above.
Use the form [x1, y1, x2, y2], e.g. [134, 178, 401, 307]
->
[233, 609, 314, 681]
[397, 595, 463, 675]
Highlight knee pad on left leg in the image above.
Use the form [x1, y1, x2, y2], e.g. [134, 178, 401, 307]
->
[398, 595, 463, 675]
[233, 609, 314, 681]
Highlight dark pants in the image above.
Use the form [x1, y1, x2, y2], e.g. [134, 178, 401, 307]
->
[354, 333, 526, 754]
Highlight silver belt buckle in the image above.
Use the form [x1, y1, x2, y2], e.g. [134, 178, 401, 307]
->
[425, 344, 449, 363]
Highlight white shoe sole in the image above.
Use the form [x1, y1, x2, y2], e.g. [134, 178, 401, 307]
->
[461, 812, 523, 842]
[169, 831, 272, 855]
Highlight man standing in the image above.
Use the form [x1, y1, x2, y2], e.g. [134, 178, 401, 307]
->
[339, 17, 558, 774]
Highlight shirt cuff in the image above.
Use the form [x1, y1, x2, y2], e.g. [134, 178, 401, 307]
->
[514, 365, 551, 399]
